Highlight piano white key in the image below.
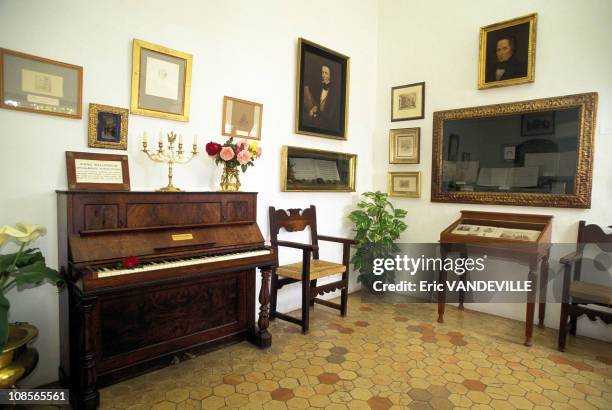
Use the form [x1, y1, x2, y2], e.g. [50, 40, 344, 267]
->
[96, 249, 272, 278]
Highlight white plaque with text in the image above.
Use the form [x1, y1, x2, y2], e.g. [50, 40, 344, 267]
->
[74, 159, 124, 184]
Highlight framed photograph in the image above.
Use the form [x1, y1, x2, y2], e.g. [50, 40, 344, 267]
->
[222, 96, 263, 140]
[87, 103, 129, 150]
[502, 145, 516, 161]
[281, 145, 356, 192]
[391, 82, 425, 121]
[521, 111, 555, 136]
[66, 151, 130, 191]
[388, 172, 421, 198]
[389, 128, 420, 164]
[296, 38, 349, 140]
[478, 13, 537, 89]
[0, 48, 82, 118]
[130, 39, 192, 122]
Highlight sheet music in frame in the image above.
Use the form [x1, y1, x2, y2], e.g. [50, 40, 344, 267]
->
[289, 158, 341, 181]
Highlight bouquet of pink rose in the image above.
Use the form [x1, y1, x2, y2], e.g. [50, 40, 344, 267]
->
[205, 137, 262, 172]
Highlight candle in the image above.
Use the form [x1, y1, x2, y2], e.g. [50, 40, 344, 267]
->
[193, 135, 197, 145]
[179, 133, 183, 144]
[158, 132, 163, 144]
[143, 131, 148, 144]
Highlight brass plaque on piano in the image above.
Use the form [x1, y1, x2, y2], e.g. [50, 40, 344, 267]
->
[172, 233, 194, 241]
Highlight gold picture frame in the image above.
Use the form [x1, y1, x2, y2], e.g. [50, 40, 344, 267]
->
[281, 145, 356, 192]
[478, 13, 537, 89]
[295, 38, 350, 140]
[221, 96, 263, 140]
[0, 48, 83, 119]
[431, 93, 598, 208]
[87, 103, 128, 150]
[130, 39, 192, 121]
[391, 82, 425, 121]
[389, 127, 420, 164]
[388, 172, 421, 198]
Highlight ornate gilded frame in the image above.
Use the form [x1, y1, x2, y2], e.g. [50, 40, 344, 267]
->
[478, 13, 537, 89]
[431, 92, 598, 208]
[88, 103, 128, 150]
[130, 39, 192, 121]
[388, 172, 421, 198]
[389, 127, 420, 164]
[281, 145, 356, 192]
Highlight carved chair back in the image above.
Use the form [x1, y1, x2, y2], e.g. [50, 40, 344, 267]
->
[574, 221, 612, 282]
[269, 205, 320, 259]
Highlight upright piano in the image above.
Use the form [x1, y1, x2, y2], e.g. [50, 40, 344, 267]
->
[57, 191, 277, 409]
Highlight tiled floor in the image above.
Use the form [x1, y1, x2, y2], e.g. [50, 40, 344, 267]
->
[99, 293, 612, 409]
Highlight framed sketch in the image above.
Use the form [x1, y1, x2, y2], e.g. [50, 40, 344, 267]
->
[222, 96, 263, 140]
[478, 13, 537, 89]
[88, 103, 128, 150]
[388, 172, 421, 198]
[521, 111, 555, 136]
[389, 128, 420, 164]
[502, 145, 516, 161]
[296, 38, 349, 140]
[391, 82, 425, 121]
[130, 39, 192, 121]
[0, 48, 82, 118]
[281, 146, 356, 192]
[66, 151, 130, 191]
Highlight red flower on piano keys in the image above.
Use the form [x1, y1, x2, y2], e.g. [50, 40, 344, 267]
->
[123, 256, 140, 269]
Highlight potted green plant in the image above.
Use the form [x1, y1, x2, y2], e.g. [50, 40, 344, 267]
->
[348, 191, 407, 292]
[0, 222, 64, 387]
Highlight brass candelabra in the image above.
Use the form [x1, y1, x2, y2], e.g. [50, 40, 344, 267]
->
[142, 131, 198, 192]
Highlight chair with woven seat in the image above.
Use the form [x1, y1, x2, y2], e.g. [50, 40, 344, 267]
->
[269, 205, 355, 333]
[558, 221, 612, 351]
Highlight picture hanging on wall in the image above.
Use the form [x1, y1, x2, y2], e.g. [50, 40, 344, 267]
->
[296, 38, 350, 140]
[88, 103, 129, 150]
[478, 13, 537, 89]
[222, 96, 263, 140]
[388, 171, 421, 198]
[391, 82, 425, 121]
[0, 48, 83, 118]
[130, 39, 192, 121]
[389, 127, 420, 164]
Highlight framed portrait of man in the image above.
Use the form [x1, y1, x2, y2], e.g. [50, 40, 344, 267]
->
[296, 38, 349, 140]
[478, 13, 537, 89]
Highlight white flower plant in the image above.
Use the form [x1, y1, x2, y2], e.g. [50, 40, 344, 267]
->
[0, 223, 64, 350]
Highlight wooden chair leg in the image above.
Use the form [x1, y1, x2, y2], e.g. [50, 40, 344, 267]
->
[309, 279, 317, 306]
[569, 312, 577, 336]
[558, 303, 569, 351]
[340, 272, 349, 317]
[270, 270, 278, 320]
[301, 276, 310, 334]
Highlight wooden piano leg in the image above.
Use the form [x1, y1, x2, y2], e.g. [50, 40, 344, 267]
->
[524, 258, 538, 346]
[458, 249, 468, 310]
[75, 295, 100, 410]
[538, 250, 550, 328]
[437, 245, 448, 323]
[248, 267, 272, 348]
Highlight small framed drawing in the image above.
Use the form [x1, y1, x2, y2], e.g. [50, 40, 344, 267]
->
[521, 111, 555, 136]
[502, 145, 516, 161]
[66, 151, 130, 191]
[0, 48, 83, 118]
[391, 82, 425, 122]
[88, 103, 129, 150]
[296, 38, 350, 140]
[388, 172, 421, 198]
[130, 39, 192, 121]
[222, 96, 263, 140]
[478, 13, 537, 89]
[389, 128, 420, 164]
[281, 145, 356, 192]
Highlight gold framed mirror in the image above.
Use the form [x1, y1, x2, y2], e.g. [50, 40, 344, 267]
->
[431, 93, 597, 208]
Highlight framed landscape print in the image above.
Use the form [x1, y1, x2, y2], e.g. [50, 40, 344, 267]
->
[391, 82, 425, 121]
[281, 146, 356, 192]
[66, 151, 130, 191]
[478, 13, 537, 89]
[296, 38, 349, 140]
[88, 103, 128, 150]
[0, 48, 83, 118]
[130, 39, 192, 121]
[222, 96, 263, 140]
[389, 127, 420, 164]
[388, 171, 421, 198]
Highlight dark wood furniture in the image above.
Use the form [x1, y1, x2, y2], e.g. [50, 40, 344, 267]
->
[558, 221, 612, 351]
[438, 211, 553, 346]
[57, 191, 277, 410]
[269, 206, 355, 333]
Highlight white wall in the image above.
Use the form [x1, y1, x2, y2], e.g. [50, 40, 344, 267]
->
[376, 0, 612, 340]
[0, 0, 378, 386]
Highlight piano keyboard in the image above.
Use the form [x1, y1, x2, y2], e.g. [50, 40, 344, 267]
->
[96, 249, 272, 278]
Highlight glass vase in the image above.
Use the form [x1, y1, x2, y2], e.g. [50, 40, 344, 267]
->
[220, 165, 241, 191]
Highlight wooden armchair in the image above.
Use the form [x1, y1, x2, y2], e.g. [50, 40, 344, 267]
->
[558, 221, 612, 351]
[269, 205, 356, 333]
